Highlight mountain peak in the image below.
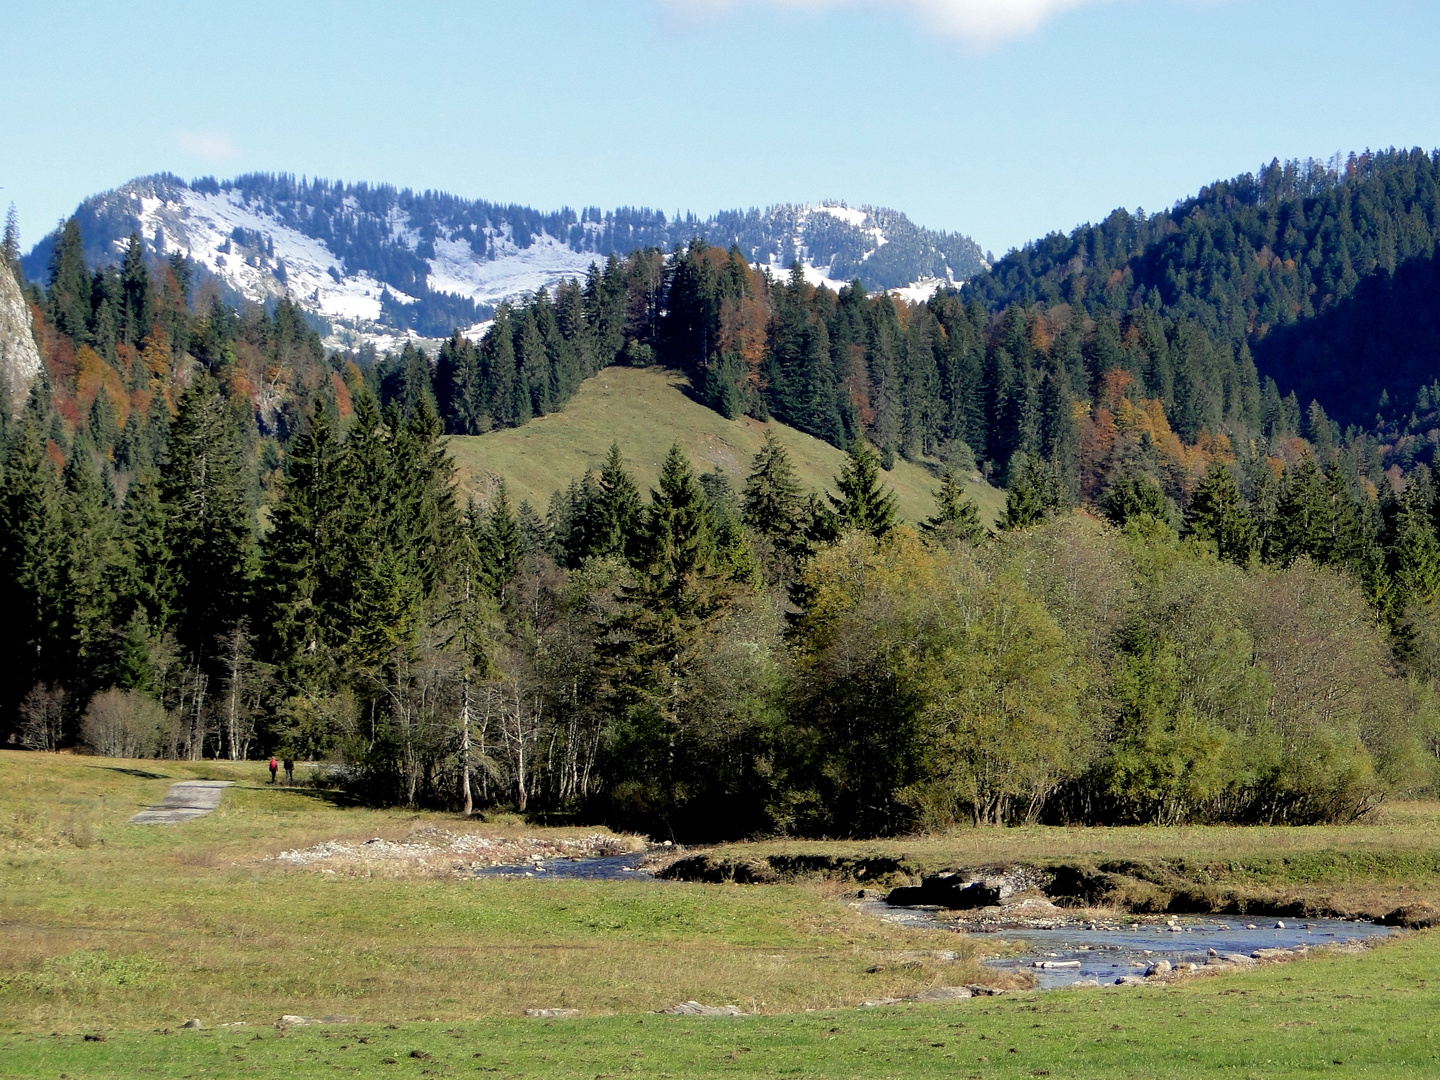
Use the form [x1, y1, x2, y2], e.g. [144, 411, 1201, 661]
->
[23, 176, 984, 351]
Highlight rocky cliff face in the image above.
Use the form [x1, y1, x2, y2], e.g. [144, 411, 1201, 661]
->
[0, 262, 41, 417]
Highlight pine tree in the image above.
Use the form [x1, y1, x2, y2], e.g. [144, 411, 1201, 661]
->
[829, 441, 897, 538]
[388, 396, 460, 599]
[741, 430, 806, 551]
[1038, 351, 1079, 501]
[57, 446, 121, 697]
[517, 309, 550, 417]
[161, 374, 255, 660]
[88, 390, 119, 453]
[0, 415, 63, 727]
[1002, 453, 1066, 530]
[592, 443, 642, 561]
[47, 218, 92, 343]
[1270, 455, 1331, 565]
[260, 398, 346, 690]
[921, 469, 987, 544]
[638, 444, 716, 600]
[2, 203, 19, 276]
[484, 307, 518, 426]
[119, 233, 152, 348]
[1381, 477, 1440, 621]
[479, 482, 524, 596]
[1187, 462, 1258, 566]
[117, 468, 175, 634]
[1101, 472, 1169, 529]
[515, 499, 549, 554]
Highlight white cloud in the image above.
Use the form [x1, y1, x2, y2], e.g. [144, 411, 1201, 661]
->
[661, 0, 1112, 45]
[175, 130, 238, 163]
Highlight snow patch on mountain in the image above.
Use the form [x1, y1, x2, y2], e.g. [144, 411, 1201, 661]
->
[25, 176, 985, 352]
[426, 233, 594, 308]
[126, 186, 400, 346]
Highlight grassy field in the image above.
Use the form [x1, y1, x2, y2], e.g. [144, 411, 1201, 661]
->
[5, 749, 1440, 1078]
[0, 752, 994, 1034]
[4, 935, 1438, 1078]
[446, 365, 1006, 526]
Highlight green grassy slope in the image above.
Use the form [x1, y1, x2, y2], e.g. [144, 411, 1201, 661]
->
[447, 366, 1004, 526]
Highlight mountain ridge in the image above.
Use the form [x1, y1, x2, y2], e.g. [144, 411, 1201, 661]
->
[20, 173, 986, 352]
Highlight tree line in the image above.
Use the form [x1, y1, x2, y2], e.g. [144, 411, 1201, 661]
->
[6, 159, 1440, 835]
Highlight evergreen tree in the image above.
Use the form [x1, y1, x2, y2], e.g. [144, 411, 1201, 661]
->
[1380, 476, 1440, 621]
[515, 499, 549, 554]
[921, 469, 988, 544]
[47, 218, 92, 343]
[260, 398, 346, 691]
[517, 309, 550, 417]
[1101, 472, 1169, 529]
[484, 306, 518, 426]
[119, 233, 152, 348]
[1003, 453, 1066, 530]
[161, 374, 255, 661]
[2, 203, 19, 276]
[829, 441, 897, 538]
[1187, 462, 1258, 567]
[591, 443, 643, 561]
[0, 414, 63, 728]
[57, 447, 121, 697]
[638, 444, 716, 600]
[479, 482, 524, 596]
[742, 430, 807, 553]
[1270, 456, 1332, 565]
[117, 468, 175, 634]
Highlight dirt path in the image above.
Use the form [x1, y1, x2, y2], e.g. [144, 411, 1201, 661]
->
[130, 780, 234, 824]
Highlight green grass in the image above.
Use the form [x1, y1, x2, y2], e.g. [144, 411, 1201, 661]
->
[7, 751, 1440, 1077]
[5, 935, 1439, 1078]
[446, 365, 1005, 525]
[0, 752, 991, 1033]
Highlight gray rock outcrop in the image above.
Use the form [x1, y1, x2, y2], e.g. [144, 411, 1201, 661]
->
[0, 261, 40, 417]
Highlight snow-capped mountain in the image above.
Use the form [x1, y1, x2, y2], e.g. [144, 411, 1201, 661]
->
[22, 174, 986, 350]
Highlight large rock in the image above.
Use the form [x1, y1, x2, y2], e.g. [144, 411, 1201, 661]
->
[0, 262, 40, 417]
[886, 866, 1049, 909]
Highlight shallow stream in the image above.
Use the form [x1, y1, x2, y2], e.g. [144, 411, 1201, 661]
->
[864, 901, 1393, 988]
[471, 853, 651, 880]
[468, 855, 1393, 989]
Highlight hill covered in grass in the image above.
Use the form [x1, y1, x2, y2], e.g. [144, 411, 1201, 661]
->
[446, 365, 1004, 525]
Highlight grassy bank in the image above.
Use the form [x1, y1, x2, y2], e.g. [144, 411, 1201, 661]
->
[446, 365, 1005, 525]
[4, 933, 1438, 1079]
[669, 808, 1440, 921]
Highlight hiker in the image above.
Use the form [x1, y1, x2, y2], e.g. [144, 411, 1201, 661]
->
[268, 757, 278, 784]
[283, 758, 294, 784]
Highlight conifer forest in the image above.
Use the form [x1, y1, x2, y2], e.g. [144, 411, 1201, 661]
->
[7, 149, 1440, 838]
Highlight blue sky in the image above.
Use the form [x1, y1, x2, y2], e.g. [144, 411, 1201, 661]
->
[4, 0, 1438, 258]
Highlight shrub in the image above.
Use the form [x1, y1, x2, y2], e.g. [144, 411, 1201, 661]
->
[81, 689, 167, 759]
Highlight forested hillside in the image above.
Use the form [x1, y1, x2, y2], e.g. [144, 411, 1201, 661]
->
[20, 174, 983, 345]
[5, 149, 1440, 839]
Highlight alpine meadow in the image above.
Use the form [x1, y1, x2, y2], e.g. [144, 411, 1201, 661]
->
[8, 1, 1440, 1070]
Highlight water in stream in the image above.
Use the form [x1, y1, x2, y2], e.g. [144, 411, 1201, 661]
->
[471, 853, 651, 880]
[865, 901, 1393, 988]
[469, 856, 1393, 990]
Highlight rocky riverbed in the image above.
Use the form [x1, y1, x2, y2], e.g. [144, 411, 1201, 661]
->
[271, 829, 649, 878]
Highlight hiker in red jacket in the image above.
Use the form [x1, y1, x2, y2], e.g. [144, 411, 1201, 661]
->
[268, 757, 278, 784]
